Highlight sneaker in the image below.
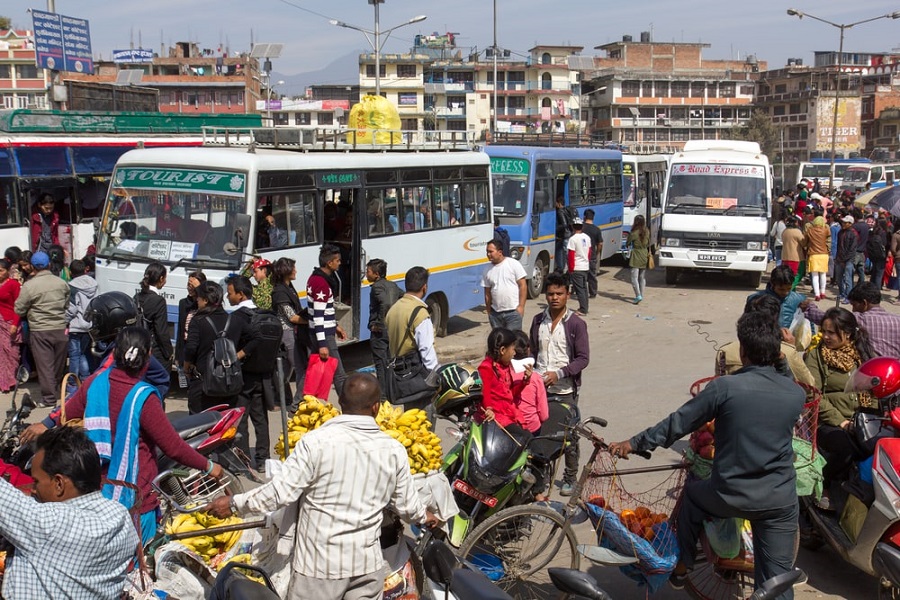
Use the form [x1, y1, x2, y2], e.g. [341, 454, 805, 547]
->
[575, 311, 587, 317]
[669, 571, 688, 590]
[634, 296, 642, 304]
[37, 399, 57, 408]
[841, 298, 851, 305]
[559, 481, 575, 496]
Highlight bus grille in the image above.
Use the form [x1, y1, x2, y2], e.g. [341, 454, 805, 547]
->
[683, 237, 744, 251]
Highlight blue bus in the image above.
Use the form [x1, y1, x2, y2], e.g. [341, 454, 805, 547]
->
[485, 145, 624, 298]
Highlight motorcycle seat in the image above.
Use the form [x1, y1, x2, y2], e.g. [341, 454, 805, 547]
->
[451, 568, 514, 600]
[169, 411, 220, 440]
[531, 401, 578, 463]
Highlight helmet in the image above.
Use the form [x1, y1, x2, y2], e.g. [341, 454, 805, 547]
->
[86, 291, 138, 343]
[433, 363, 482, 417]
[846, 357, 900, 399]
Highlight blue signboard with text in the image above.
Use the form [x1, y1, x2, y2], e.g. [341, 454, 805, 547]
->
[112, 49, 154, 64]
[31, 10, 94, 74]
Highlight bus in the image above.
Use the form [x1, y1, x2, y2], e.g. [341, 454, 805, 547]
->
[796, 158, 869, 190]
[841, 162, 900, 192]
[0, 109, 261, 260]
[485, 145, 624, 298]
[659, 140, 771, 288]
[94, 134, 492, 342]
[620, 153, 669, 256]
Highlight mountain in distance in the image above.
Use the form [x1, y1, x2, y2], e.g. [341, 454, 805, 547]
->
[271, 50, 360, 98]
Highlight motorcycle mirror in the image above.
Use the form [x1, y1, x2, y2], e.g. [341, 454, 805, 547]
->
[20, 393, 35, 411]
[445, 426, 464, 441]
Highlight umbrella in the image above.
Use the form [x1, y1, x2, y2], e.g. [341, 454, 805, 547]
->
[872, 185, 900, 218]
[853, 188, 883, 209]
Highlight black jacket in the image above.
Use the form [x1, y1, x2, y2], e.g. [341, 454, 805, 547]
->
[368, 277, 402, 332]
[230, 306, 275, 375]
[135, 289, 173, 366]
[175, 295, 198, 364]
[183, 307, 240, 375]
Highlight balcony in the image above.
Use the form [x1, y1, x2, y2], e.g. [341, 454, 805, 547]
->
[424, 81, 474, 93]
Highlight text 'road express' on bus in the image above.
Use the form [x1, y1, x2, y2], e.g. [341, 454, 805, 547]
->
[659, 140, 771, 288]
[485, 145, 624, 298]
[94, 143, 494, 342]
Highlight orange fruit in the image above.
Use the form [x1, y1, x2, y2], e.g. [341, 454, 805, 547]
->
[634, 506, 651, 519]
[619, 509, 636, 520]
[642, 527, 655, 541]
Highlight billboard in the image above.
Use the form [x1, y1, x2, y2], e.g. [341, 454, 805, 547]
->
[815, 96, 861, 153]
[112, 49, 154, 64]
[31, 10, 94, 74]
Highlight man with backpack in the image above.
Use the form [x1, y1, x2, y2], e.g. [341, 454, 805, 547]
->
[226, 275, 280, 472]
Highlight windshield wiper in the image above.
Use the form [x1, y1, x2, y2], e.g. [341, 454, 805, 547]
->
[668, 203, 703, 214]
[171, 257, 236, 272]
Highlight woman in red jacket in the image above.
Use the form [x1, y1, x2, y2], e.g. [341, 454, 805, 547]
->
[0, 259, 21, 392]
[477, 327, 529, 437]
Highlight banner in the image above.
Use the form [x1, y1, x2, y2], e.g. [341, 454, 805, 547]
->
[31, 10, 93, 74]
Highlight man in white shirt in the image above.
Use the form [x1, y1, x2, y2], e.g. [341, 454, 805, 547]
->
[207, 372, 436, 600]
[482, 239, 527, 331]
[567, 217, 592, 315]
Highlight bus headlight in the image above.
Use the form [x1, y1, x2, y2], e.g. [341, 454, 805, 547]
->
[510, 246, 524, 260]
[746, 241, 761, 250]
[662, 237, 680, 247]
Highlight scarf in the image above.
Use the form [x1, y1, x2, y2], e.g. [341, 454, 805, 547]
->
[84, 368, 157, 509]
[820, 344, 874, 408]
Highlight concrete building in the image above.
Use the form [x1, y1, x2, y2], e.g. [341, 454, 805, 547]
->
[583, 36, 764, 152]
[0, 29, 49, 110]
[861, 62, 900, 158]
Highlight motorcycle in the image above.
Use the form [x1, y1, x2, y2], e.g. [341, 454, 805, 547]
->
[437, 385, 576, 547]
[800, 357, 900, 597]
[0, 366, 36, 471]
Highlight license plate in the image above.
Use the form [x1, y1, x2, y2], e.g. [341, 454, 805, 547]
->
[698, 253, 727, 262]
[453, 479, 498, 507]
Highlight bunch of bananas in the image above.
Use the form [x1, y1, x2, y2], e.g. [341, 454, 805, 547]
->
[274, 395, 341, 458]
[376, 402, 443, 475]
[165, 511, 243, 563]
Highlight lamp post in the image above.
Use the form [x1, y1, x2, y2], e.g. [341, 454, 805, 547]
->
[331, 2, 426, 96]
[787, 9, 900, 190]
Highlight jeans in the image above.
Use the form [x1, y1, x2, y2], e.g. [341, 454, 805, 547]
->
[588, 256, 599, 296]
[676, 479, 798, 600]
[630, 267, 646, 299]
[839, 259, 856, 300]
[569, 270, 589, 313]
[547, 393, 580, 483]
[555, 237, 568, 272]
[67, 332, 91, 381]
[773, 246, 783, 266]
[488, 309, 523, 332]
[852, 252, 866, 289]
[871, 259, 886, 290]
[370, 329, 391, 397]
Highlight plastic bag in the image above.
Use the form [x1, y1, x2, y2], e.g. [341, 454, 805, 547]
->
[789, 308, 812, 352]
[345, 95, 402, 145]
[302, 355, 338, 400]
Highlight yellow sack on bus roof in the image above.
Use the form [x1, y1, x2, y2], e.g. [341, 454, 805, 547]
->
[346, 94, 402, 145]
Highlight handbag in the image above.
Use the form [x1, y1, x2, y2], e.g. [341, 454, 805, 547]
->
[647, 252, 655, 270]
[385, 306, 437, 405]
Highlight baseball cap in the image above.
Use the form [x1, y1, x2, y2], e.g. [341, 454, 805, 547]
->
[251, 258, 271, 270]
[841, 215, 855, 224]
[572, 217, 584, 226]
[810, 192, 822, 200]
[31, 251, 50, 268]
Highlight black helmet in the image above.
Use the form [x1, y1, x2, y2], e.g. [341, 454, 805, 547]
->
[434, 363, 482, 417]
[86, 291, 138, 343]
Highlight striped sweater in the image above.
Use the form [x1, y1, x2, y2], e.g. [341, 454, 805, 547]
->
[306, 268, 336, 349]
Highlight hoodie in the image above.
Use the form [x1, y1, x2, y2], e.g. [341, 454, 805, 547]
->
[66, 274, 99, 333]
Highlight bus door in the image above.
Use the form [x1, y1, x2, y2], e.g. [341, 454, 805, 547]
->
[531, 161, 557, 246]
[317, 172, 363, 342]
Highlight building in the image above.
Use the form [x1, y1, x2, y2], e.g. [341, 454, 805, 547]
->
[861, 61, 900, 158]
[0, 29, 49, 110]
[583, 36, 765, 152]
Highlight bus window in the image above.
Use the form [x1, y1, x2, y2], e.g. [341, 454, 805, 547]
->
[402, 186, 430, 231]
[433, 185, 456, 227]
[0, 181, 19, 227]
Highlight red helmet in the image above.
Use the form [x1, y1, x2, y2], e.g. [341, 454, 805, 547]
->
[846, 357, 900, 399]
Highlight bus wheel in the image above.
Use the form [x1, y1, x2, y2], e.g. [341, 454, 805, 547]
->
[426, 294, 447, 338]
[665, 267, 679, 285]
[527, 256, 548, 299]
[747, 271, 762, 289]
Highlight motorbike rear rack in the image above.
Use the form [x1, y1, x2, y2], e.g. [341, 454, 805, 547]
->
[152, 467, 235, 513]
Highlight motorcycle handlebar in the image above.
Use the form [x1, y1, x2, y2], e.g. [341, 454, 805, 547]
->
[585, 416, 608, 428]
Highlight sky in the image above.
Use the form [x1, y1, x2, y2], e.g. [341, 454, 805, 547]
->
[5, 0, 900, 93]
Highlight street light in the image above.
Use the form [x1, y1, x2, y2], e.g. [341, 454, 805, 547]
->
[331, 2, 426, 96]
[787, 9, 900, 190]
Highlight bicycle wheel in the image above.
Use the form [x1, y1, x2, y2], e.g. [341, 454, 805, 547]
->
[457, 504, 579, 599]
[684, 546, 755, 600]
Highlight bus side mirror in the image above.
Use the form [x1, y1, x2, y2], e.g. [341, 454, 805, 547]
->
[234, 214, 251, 249]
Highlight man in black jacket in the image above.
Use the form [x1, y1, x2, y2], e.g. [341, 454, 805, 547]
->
[609, 312, 805, 598]
[834, 215, 859, 304]
[226, 275, 274, 471]
[366, 259, 402, 395]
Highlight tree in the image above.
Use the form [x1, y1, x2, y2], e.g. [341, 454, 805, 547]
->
[732, 110, 781, 161]
[0, 16, 11, 31]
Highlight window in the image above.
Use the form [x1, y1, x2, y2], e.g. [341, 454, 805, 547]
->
[397, 64, 417, 78]
[884, 125, 898, 139]
[541, 73, 552, 90]
[398, 92, 417, 106]
[365, 64, 386, 78]
[656, 81, 669, 97]
[0, 65, 9, 78]
[317, 112, 334, 125]
[671, 81, 689, 98]
[774, 83, 787, 94]
[720, 83, 735, 98]
[707, 82, 718, 98]
[401, 118, 418, 131]
[773, 105, 786, 116]
[541, 52, 552, 65]
[622, 80, 639, 96]
[789, 103, 801, 115]
[256, 191, 318, 250]
[507, 96, 525, 109]
[16, 64, 38, 79]
[739, 85, 754, 96]
[295, 112, 311, 125]
[273, 113, 289, 125]
[641, 81, 653, 97]
[690, 82, 705, 98]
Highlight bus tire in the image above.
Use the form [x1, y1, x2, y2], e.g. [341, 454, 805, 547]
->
[426, 294, 448, 338]
[665, 267, 679, 285]
[747, 271, 762, 289]
[527, 255, 549, 299]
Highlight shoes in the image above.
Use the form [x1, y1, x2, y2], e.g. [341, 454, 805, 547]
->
[589, 293, 597, 298]
[575, 311, 587, 317]
[669, 571, 688, 590]
[816, 495, 834, 512]
[255, 463, 268, 475]
[633, 296, 642, 305]
[37, 399, 57, 408]
[559, 481, 575, 496]
[841, 298, 851, 305]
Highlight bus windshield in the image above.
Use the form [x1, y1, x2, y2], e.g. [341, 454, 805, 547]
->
[666, 163, 767, 215]
[844, 167, 870, 183]
[97, 166, 247, 267]
[491, 173, 528, 216]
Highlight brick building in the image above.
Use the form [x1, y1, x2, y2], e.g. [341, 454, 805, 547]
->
[0, 29, 49, 110]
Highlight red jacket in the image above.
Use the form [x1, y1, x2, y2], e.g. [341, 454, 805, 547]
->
[30, 210, 60, 253]
[477, 356, 526, 428]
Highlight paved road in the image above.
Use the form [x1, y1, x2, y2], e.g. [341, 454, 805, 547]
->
[2, 261, 892, 598]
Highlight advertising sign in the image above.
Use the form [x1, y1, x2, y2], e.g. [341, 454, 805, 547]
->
[31, 10, 94, 74]
[112, 49, 154, 64]
[815, 96, 862, 153]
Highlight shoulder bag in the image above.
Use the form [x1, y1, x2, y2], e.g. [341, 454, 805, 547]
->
[385, 306, 437, 405]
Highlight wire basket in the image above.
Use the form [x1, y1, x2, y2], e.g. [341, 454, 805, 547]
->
[152, 468, 235, 512]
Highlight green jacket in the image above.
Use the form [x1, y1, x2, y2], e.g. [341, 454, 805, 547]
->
[628, 230, 650, 269]
[14, 270, 69, 331]
[804, 346, 860, 427]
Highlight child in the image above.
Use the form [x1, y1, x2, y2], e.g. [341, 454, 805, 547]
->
[477, 327, 528, 436]
[65, 259, 98, 386]
[512, 331, 549, 435]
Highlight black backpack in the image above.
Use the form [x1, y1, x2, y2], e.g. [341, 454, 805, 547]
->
[867, 232, 887, 262]
[202, 315, 243, 397]
[246, 309, 284, 368]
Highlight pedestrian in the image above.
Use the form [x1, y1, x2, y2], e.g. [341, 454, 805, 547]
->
[804, 211, 831, 301]
[0, 259, 21, 392]
[627, 214, 651, 304]
[867, 218, 890, 289]
[770, 214, 786, 266]
[833, 215, 859, 304]
[477, 327, 529, 436]
[482, 239, 527, 331]
[609, 311, 805, 597]
[529, 272, 590, 496]
[366, 258, 402, 394]
[205, 373, 437, 600]
[30, 193, 60, 254]
[65, 259, 97, 384]
[183, 282, 240, 413]
[306, 244, 348, 397]
[4, 246, 22, 283]
[133, 262, 173, 370]
[567, 217, 591, 315]
[554, 195, 575, 273]
[175, 271, 206, 388]
[780, 216, 805, 281]
[803, 282, 900, 358]
[851, 209, 870, 289]
[0, 426, 138, 600]
[384, 266, 439, 413]
[744, 264, 805, 330]
[891, 222, 900, 302]
[272, 257, 308, 405]
[225, 275, 273, 472]
[249, 257, 273, 310]
[582, 209, 603, 298]
[14, 251, 68, 407]
[493, 217, 511, 257]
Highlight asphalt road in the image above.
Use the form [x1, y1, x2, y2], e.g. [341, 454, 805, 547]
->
[2, 260, 893, 599]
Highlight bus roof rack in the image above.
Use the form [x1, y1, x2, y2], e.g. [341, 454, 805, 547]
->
[202, 126, 478, 152]
[488, 131, 622, 149]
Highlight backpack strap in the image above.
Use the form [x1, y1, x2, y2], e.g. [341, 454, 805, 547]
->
[205, 314, 232, 337]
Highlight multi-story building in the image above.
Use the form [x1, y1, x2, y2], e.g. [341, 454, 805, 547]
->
[262, 85, 358, 127]
[583, 36, 764, 152]
[357, 48, 430, 132]
[861, 61, 900, 158]
[0, 29, 49, 110]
